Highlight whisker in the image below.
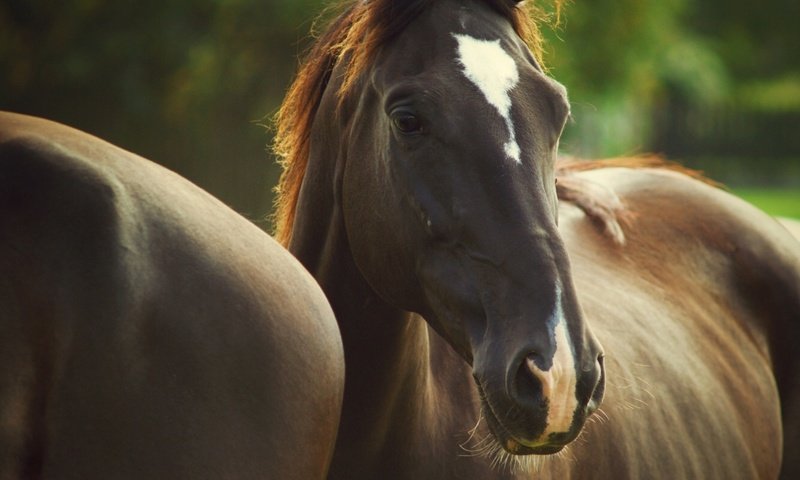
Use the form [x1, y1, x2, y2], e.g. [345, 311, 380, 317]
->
[461, 413, 484, 448]
[460, 420, 552, 474]
[597, 408, 611, 423]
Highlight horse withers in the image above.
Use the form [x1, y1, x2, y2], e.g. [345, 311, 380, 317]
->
[273, 0, 799, 478]
[0, 112, 344, 478]
[779, 217, 800, 240]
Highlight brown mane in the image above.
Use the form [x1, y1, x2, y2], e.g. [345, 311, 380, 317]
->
[272, 0, 561, 246]
[555, 155, 720, 245]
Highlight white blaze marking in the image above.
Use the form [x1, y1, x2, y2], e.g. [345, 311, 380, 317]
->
[453, 33, 521, 163]
[526, 283, 578, 441]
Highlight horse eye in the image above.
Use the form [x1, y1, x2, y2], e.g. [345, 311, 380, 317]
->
[392, 113, 423, 134]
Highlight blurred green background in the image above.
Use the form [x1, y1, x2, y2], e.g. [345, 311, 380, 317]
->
[1, 0, 798, 227]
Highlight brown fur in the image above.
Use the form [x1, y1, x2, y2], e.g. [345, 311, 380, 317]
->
[270, 2, 799, 476]
[779, 217, 800, 241]
[554, 155, 721, 245]
[272, 0, 561, 246]
[0, 112, 345, 479]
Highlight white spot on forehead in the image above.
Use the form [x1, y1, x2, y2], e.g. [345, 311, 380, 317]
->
[453, 33, 521, 163]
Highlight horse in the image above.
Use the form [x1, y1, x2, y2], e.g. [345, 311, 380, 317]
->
[0, 112, 344, 479]
[779, 217, 800, 241]
[272, 0, 800, 478]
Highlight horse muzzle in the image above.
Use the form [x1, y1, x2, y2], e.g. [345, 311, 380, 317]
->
[474, 343, 605, 456]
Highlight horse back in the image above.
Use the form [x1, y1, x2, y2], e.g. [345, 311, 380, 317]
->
[779, 217, 800, 242]
[0, 112, 343, 479]
[555, 166, 798, 479]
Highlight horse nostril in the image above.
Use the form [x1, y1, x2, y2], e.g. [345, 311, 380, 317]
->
[525, 351, 550, 372]
[512, 353, 546, 409]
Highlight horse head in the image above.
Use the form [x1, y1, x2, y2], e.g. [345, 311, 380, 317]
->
[334, 0, 605, 455]
[283, 0, 605, 459]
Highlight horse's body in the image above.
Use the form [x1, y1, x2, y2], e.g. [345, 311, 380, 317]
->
[286, 160, 797, 479]
[779, 217, 800, 241]
[273, 1, 800, 478]
[551, 166, 797, 479]
[0, 112, 344, 478]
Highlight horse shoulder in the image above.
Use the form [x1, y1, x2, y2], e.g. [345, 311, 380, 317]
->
[565, 167, 799, 346]
[778, 217, 800, 242]
[600, 168, 800, 380]
[0, 112, 343, 479]
[556, 167, 795, 479]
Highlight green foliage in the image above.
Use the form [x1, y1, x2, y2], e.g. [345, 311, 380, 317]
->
[542, 0, 730, 157]
[1, 0, 797, 222]
[689, 0, 800, 81]
[734, 188, 800, 219]
[737, 75, 800, 112]
[543, 0, 799, 164]
[0, 0, 321, 225]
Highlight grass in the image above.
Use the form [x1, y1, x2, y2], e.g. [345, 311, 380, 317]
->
[732, 187, 800, 219]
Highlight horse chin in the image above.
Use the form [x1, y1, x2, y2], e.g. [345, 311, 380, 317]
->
[507, 440, 566, 456]
[475, 382, 578, 459]
[465, 398, 568, 474]
[480, 401, 567, 456]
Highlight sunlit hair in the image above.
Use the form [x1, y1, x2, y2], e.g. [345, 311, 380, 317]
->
[272, 0, 560, 245]
[554, 155, 717, 246]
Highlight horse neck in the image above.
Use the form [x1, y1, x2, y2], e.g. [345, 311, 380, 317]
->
[288, 184, 450, 472]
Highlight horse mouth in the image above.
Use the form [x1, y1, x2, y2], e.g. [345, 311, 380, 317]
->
[477, 384, 569, 456]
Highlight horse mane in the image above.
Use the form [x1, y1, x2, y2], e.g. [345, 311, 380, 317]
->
[272, 0, 561, 245]
[555, 155, 720, 245]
